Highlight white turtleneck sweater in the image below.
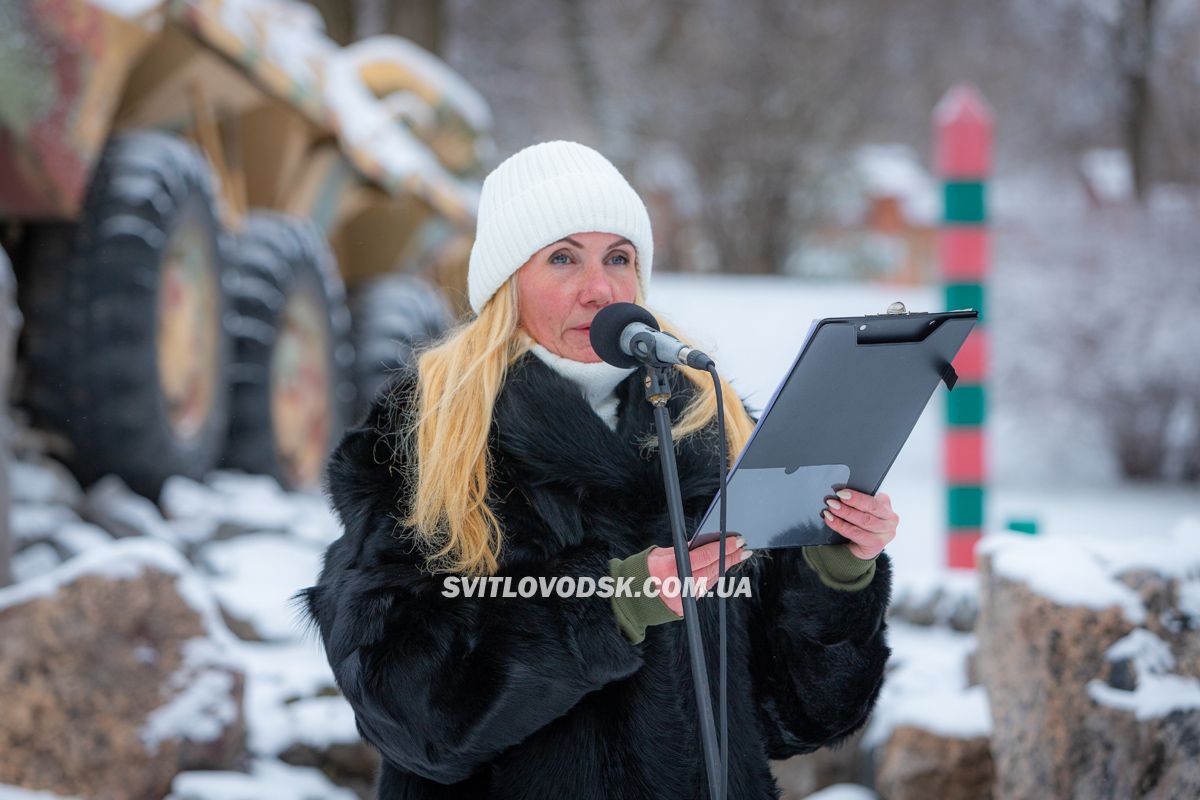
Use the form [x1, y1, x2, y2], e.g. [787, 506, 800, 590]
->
[528, 343, 637, 431]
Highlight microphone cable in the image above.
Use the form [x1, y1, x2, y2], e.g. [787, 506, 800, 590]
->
[706, 363, 730, 800]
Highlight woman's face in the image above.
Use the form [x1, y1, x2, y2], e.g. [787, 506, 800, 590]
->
[516, 231, 639, 362]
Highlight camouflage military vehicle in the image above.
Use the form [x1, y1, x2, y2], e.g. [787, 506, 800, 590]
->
[0, 0, 490, 497]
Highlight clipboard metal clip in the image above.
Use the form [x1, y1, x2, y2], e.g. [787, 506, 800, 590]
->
[940, 362, 959, 391]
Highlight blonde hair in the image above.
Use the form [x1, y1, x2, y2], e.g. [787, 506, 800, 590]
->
[398, 269, 756, 577]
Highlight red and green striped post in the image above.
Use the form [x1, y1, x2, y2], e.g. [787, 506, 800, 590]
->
[935, 84, 993, 569]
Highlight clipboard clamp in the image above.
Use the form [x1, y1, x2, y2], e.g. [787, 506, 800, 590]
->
[940, 362, 959, 391]
[881, 302, 960, 390]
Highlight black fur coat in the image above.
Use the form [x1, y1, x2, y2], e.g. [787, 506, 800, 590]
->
[300, 351, 892, 799]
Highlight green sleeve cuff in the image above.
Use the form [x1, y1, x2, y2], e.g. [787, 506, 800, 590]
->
[802, 544, 877, 592]
[608, 546, 681, 644]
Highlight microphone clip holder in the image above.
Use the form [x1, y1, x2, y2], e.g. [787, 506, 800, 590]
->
[631, 330, 679, 370]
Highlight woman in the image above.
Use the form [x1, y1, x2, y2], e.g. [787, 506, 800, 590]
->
[300, 140, 898, 799]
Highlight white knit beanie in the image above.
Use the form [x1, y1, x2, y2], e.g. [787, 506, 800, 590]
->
[467, 140, 654, 314]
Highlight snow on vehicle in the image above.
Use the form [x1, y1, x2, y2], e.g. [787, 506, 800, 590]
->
[1, 0, 489, 497]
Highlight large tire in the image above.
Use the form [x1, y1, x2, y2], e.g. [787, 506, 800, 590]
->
[349, 273, 454, 420]
[20, 131, 230, 499]
[222, 212, 354, 491]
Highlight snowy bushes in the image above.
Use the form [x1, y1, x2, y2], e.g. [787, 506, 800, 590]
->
[994, 186, 1200, 484]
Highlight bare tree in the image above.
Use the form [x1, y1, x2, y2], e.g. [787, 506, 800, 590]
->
[1115, 0, 1159, 201]
[310, 0, 446, 52]
[440, 0, 1200, 272]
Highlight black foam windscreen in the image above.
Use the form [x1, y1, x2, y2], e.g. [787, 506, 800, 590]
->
[589, 302, 660, 368]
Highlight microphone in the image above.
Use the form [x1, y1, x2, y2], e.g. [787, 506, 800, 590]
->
[590, 302, 715, 370]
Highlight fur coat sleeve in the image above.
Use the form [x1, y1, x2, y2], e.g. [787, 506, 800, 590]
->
[745, 546, 892, 759]
[298, 374, 645, 785]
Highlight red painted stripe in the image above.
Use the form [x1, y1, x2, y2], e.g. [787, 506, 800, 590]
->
[945, 428, 985, 482]
[938, 228, 989, 279]
[952, 328, 987, 381]
[935, 85, 993, 178]
[947, 530, 982, 569]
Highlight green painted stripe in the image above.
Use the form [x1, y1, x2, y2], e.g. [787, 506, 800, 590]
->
[1007, 519, 1039, 535]
[948, 485, 985, 528]
[947, 384, 986, 426]
[945, 282, 985, 323]
[944, 182, 986, 224]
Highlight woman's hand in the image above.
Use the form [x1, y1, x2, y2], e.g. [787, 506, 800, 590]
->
[646, 537, 752, 616]
[821, 490, 899, 560]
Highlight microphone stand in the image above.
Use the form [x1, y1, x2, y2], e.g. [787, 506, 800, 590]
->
[644, 365, 723, 800]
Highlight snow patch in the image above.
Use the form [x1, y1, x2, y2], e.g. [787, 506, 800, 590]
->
[0, 786, 82, 800]
[233, 640, 345, 756]
[83, 475, 180, 544]
[54, 521, 116, 556]
[0, 538, 236, 656]
[141, 663, 237, 751]
[1088, 628, 1200, 721]
[854, 144, 939, 225]
[1106, 629, 1175, 675]
[11, 543, 61, 582]
[978, 532, 1147, 624]
[340, 36, 491, 132]
[801, 783, 878, 800]
[12, 504, 79, 544]
[864, 622, 988, 747]
[162, 472, 339, 543]
[1088, 675, 1200, 721]
[1079, 149, 1133, 205]
[10, 458, 81, 505]
[90, 0, 162, 19]
[167, 758, 360, 800]
[1178, 578, 1200, 621]
[200, 533, 324, 641]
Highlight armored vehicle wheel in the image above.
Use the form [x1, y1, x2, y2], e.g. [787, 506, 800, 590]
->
[21, 131, 230, 499]
[222, 212, 354, 491]
[348, 273, 455, 419]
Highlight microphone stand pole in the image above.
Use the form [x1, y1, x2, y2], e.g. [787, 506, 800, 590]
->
[644, 365, 722, 800]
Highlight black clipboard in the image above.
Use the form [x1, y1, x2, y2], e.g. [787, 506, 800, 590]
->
[688, 307, 978, 550]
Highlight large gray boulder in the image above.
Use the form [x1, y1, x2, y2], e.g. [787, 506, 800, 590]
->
[0, 538, 245, 800]
[976, 530, 1200, 799]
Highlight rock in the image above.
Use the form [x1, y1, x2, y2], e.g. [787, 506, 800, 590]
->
[889, 570, 980, 632]
[874, 725, 993, 800]
[1078, 689, 1200, 798]
[977, 532, 1200, 799]
[0, 539, 245, 800]
[279, 739, 379, 800]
